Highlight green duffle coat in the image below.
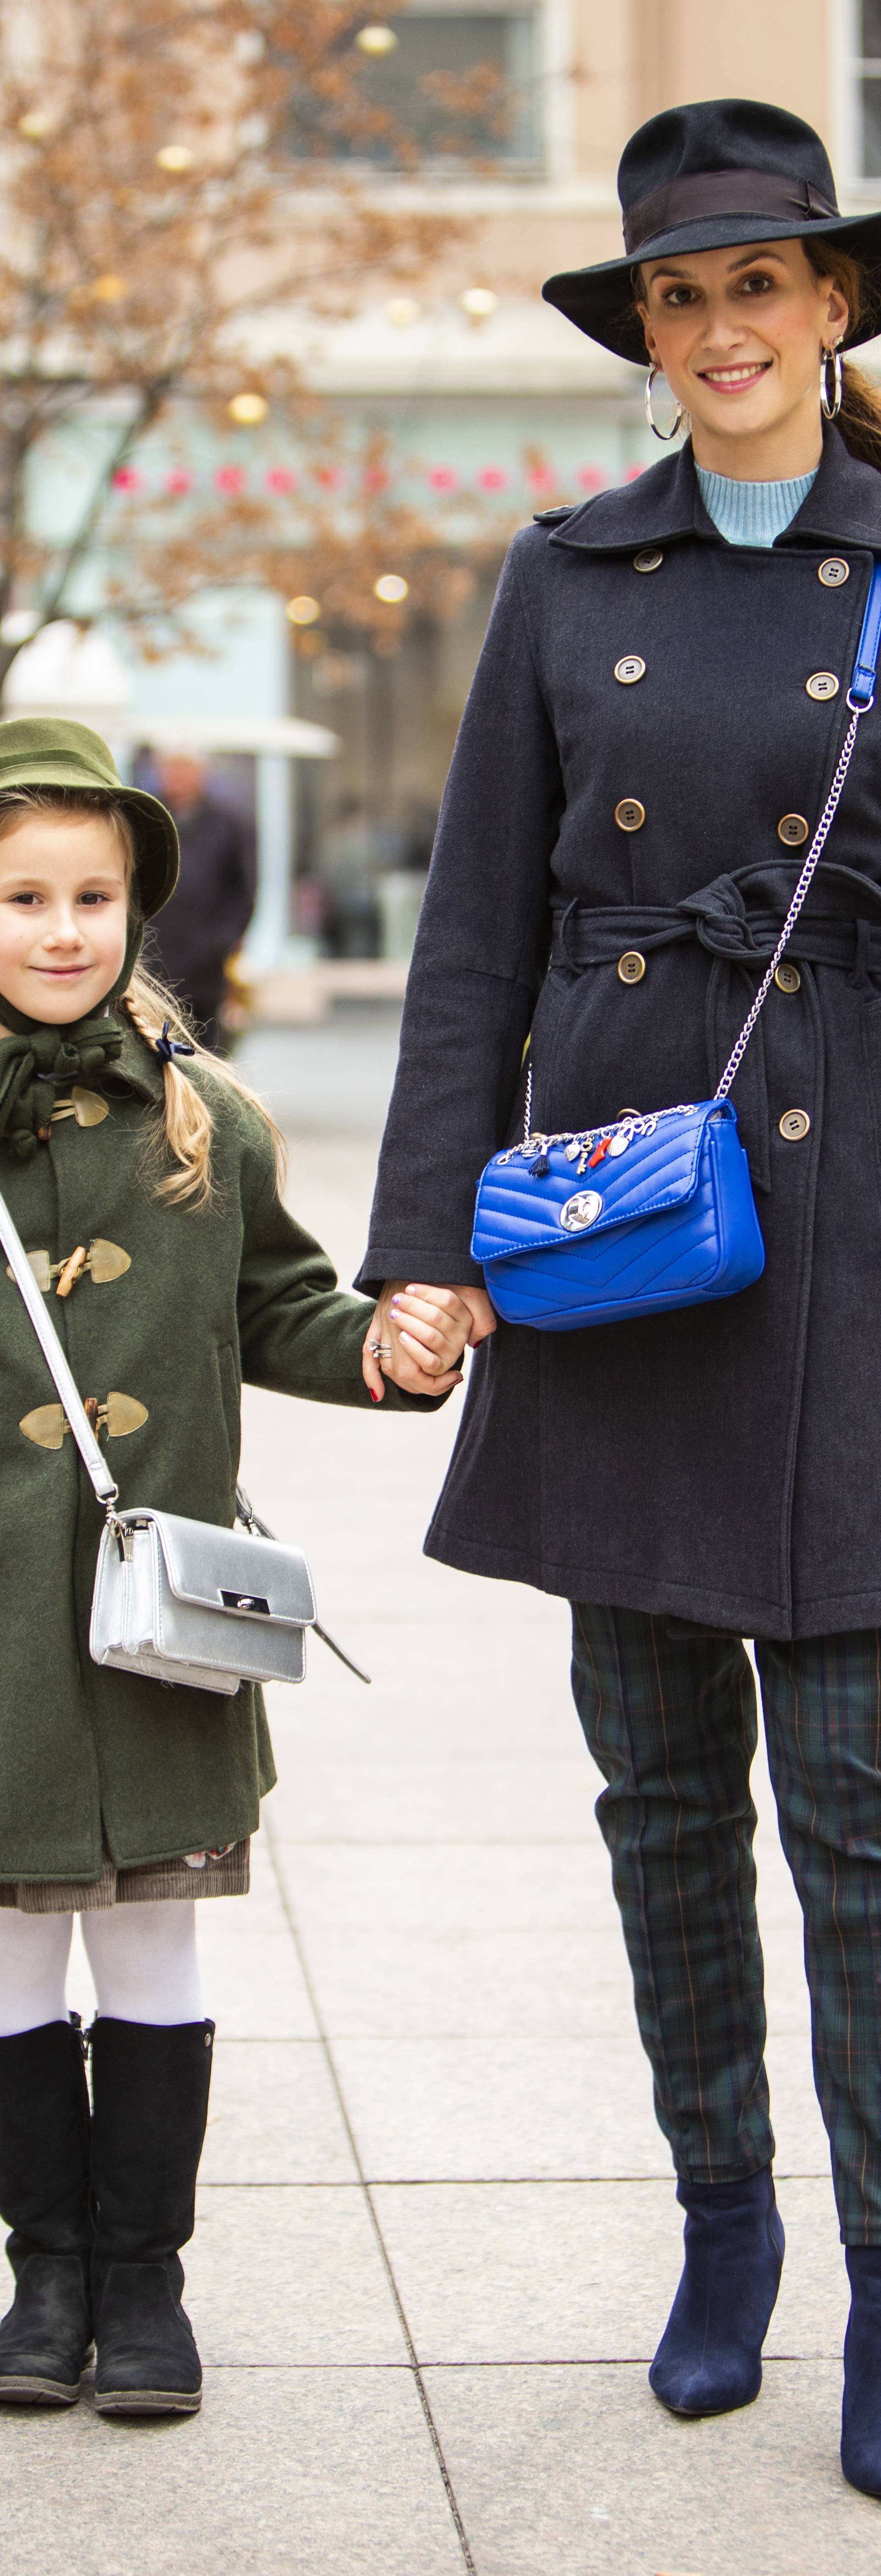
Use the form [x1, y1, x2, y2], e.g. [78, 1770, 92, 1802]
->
[0, 1025, 411, 1884]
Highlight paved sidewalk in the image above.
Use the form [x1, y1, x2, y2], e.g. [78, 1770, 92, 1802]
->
[3, 1102, 881, 2572]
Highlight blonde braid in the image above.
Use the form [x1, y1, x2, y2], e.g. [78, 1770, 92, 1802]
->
[123, 964, 286, 1208]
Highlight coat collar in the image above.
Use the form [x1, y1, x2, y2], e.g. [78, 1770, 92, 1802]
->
[550, 424, 881, 556]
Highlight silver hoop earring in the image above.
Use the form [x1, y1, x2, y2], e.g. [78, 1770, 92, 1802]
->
[820, 339, 843, 421]
[644, 363, 685, 442]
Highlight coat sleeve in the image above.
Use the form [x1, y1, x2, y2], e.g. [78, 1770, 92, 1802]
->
[353, 529, 563, 1295]
[236, 1140, 446, 1413]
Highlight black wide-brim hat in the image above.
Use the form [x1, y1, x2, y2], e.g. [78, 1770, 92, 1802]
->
[543, 98, 881, 362]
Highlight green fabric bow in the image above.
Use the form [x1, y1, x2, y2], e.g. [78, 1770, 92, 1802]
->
[0, 1010, 126, 1159]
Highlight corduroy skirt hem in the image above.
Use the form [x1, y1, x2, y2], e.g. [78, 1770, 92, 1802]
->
[0, 1838, 251, 1911]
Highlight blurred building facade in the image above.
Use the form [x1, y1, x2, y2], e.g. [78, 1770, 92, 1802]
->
[17, 4, 879, 963]
[281, 0, 877, 954]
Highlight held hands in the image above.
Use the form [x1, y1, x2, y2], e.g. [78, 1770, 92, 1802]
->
[362, 1280, 496, 1402]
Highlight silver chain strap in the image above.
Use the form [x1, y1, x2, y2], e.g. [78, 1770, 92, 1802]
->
[714, 697, 869, 1100]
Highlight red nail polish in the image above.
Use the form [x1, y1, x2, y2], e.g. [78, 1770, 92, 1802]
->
[369, 1389, 380, 1403]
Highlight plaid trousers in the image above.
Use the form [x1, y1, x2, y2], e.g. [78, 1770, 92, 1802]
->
[571, 1606, 881, 2244]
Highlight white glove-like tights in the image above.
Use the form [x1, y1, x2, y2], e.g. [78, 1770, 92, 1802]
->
[0, 1900, 204, 2034]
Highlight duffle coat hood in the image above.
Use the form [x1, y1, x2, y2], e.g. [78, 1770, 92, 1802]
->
[357, 425, 881, 1640]
[0, 1026, 423, 1884]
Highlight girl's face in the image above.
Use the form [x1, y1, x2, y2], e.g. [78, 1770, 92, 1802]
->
[637, 238, 850, 468]
[0, 814, 129, 1026]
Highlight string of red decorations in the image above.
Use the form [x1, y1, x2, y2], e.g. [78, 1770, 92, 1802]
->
[110, 459, 630, 500]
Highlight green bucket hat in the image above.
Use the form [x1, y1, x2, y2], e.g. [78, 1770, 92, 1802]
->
[0, 716, 178, 918]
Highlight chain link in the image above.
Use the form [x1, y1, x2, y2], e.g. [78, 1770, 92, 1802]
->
[714, 701, 867, 1101]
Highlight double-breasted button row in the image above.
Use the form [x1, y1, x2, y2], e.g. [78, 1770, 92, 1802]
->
[613, 662, 840, 700]
[616, 955, 803, 996]
[613, 806, 820, 845]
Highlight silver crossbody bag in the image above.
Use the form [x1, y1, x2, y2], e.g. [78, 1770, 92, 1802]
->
[0, 1179, 368, 1697]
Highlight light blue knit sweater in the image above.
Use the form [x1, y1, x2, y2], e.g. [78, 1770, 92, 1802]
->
[695, 462, 818, 547]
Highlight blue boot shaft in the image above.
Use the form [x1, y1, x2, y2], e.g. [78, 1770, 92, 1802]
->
[842, 2245, 881, 2496]
[649, 2166, 784, 2418]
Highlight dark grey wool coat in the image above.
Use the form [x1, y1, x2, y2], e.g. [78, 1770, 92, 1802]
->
[357, 425, 881, 1640]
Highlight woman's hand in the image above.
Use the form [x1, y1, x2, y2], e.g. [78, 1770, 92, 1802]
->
[362, 1281, 496, 1402]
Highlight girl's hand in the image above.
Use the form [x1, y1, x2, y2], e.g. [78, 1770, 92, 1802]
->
[362, 1281, 496, 1402]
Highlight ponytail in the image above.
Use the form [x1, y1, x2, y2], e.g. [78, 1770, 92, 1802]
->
[122, 963, 286, 1210]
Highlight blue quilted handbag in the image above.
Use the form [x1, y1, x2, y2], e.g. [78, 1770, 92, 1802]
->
[472, 557, 881, 1332]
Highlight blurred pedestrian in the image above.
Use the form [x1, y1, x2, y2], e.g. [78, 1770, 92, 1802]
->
[146, 753, 256, 1049]
[359, 95, 881, 2501]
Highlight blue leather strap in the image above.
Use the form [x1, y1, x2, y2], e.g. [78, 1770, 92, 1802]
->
[849, 557, 881, 709]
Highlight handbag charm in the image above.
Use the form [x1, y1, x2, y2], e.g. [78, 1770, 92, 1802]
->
[472, 557, 881, 1333]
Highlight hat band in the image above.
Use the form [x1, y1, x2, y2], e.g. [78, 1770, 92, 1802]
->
[623, 166, 838, 256]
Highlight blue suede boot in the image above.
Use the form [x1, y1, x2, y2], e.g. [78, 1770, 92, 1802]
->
[841, 2248, 881, 2495]
[649, 2166, 785, 2417]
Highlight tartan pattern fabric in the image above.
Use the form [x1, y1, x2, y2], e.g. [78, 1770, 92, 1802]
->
[571, 1607, 881, 2244]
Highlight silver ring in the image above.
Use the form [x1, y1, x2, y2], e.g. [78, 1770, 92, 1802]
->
[369, 1341, 392, 1357]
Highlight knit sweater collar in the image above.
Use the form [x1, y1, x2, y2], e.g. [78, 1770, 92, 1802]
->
[694, 460, 819, 548]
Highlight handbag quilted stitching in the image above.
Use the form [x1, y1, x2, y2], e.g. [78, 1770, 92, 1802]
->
[474, 1108, 765, 1328]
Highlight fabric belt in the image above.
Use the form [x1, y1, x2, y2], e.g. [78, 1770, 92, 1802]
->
[550, 864, 881, 1191]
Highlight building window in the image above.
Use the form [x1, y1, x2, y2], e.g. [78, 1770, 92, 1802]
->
[290, 11, 541, 171]
[853, 0, 881, 177]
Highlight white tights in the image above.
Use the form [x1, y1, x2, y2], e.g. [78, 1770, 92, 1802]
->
[0, 1901, 204, 2036]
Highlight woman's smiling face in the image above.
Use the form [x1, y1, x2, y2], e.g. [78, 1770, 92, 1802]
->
[637, 238, 850, 474]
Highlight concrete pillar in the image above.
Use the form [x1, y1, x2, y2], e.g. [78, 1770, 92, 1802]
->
[247, 752, 295, 965]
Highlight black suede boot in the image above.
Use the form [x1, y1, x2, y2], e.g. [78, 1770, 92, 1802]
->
[841, 2247, 881, 2495]
[649, 2166, 785, 2417]
[90, 2016, 213, 2416]
[0, 2017, 92, 2405]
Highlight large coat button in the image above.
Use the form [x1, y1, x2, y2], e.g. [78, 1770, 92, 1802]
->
[615, 798, 645, 831]
[618, 951, 646, 983]
[775, 963, 801, 993]
[633, 549, 663, 572]
[806, 671, 839, 700]
[614, 655, 646, 684]
[819, 557, 849, 586]
[779, 1108, 811, 1141]
[778, 814, 809, 845]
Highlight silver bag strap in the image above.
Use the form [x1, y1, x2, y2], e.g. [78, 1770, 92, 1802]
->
[714, 694, 871, 1099]
[0, 1179, 118, 1506]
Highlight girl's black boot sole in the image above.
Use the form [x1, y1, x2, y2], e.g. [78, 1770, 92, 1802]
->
[92, 2255, 202, 2416]
[0, 2244, 92, 2405]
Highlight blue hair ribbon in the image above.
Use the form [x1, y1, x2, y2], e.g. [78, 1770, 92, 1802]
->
[154, 1019, 196, 1067]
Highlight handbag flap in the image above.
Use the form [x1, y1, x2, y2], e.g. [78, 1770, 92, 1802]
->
[118, 1509, 317, 1628]
[472, 1101, 729, 1266]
